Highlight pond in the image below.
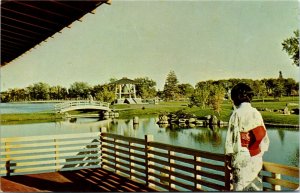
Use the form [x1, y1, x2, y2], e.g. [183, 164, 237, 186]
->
[0, 102, 55, 114]
[1, 115, 298, 167]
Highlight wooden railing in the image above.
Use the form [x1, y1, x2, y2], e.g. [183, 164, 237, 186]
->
[100, 131, 231, 191]
[0, 132, 101, 176]
[261, 162, 299, 191]
[1, 130, 299, 191]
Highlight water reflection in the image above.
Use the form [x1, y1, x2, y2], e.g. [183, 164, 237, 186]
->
[61, 118, 111, 130]
[164, 126, 179, 142]
[189, 127, 222, 147]
[277, 129, 285, 145]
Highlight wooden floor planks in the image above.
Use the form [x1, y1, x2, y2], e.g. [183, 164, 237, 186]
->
[0, 168, 156, 192]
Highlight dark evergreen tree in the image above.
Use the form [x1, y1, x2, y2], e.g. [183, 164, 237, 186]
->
[163, 70, 180, 101]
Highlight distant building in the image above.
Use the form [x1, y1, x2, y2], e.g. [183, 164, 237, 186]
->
[112, 77, 142, 104]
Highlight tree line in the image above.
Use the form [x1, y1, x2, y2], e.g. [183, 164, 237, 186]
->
[1, 71, 298, 105]
[0, 77, 157, 103]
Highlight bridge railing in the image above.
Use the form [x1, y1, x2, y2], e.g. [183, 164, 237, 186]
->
[1, 130, 299, 191]
[54, 100, 110, 112]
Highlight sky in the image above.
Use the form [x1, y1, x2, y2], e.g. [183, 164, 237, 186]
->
[1, 0, 299, 91]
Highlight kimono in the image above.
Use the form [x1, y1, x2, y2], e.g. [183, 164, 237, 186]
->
[225, 102, 270, 191]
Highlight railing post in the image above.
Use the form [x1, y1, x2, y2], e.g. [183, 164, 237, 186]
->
[194, 154, 201, 190]
[145, 135, 153, 188]
[129, 141, 135, 180]
[224, 155, 233, 191]
[100, 127, 107, 169]
[169, 150, 176, 190]
[54, 139, 60, 171]
[272, 173, 281, 191]
[114, 138, 120, 174]
[4, 142, 11, 176]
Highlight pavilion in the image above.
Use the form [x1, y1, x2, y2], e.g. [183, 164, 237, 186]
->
[112, 77, 142, 104]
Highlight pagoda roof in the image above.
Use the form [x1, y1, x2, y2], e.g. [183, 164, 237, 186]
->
[112, 77, 136, 84]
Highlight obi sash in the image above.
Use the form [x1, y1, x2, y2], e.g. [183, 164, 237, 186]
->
[240, 126, 266, 157]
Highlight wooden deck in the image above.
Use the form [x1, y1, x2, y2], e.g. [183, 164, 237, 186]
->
[0, 168, 156, 192]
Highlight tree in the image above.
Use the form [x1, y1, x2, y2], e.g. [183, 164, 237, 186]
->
[264, 78, 277, 96]
[252, 81, 268, 102]
[49, 86, 68, 100]
[68, 82, 91, 99]
[208, 85, 225, 116]
[134, 77, 157, 99]
[283, 78, 298, 96]
[189, 83, 211, 108]
[273, 80, 285, 99]
[16, 88, 27, 101]
[189, 82, 225, 115]
[28, 82, 50, 100]
[178, 83, 194, 98]
[93, 84, 115, 103]
[0, 91, 10, 102]
[95, 87, 115, 103]
[282, 30, 299, 66]
[60, 87, 68, 100]
[163, 70, 180, 101]
[109, 78, 118, 83]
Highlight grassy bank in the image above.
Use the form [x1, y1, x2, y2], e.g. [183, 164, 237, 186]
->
[1, 97, 298, 126]
[1, 113, 64, 125]
[112, 97, 299, 126]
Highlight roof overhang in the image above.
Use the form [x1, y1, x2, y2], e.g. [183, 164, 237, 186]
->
[1, 0, 111, 66]
[112, 77, 137, 85]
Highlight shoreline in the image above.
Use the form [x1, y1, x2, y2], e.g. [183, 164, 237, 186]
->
[264, 123, 299, 129]
[1, 99, 299, 128]
[1, 112, 299, 129]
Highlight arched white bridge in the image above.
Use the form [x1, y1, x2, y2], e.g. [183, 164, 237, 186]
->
[55, 100, 110, 113]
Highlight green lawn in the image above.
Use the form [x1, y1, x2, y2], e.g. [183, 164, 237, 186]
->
[1, 113, 63, 125]
[113, 97, 299, 125]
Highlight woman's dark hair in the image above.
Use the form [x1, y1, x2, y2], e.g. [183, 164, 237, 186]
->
[230, 83, 254, 106]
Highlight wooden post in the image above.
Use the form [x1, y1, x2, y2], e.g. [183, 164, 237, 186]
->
[224, 155, 233, 191]
[129, 142, 135, 180]
[100, 127, 107, 168]
[272, 173, 281, 191]
[169, 150, 175, 190]
[145, 135, 154, 188]
[5, 142, 11, 176]
[54, 139, 60, 171]
[194, 155, 202, 190]
[114, 138, 120, 174]
[161, 166, 169, 185]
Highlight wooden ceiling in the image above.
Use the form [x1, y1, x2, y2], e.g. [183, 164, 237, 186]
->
[1, 0, 110, 66]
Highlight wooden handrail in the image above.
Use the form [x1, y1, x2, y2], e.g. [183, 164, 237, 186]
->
[0, 132, 101, 176]
[100, 130, 231, 191]
[1, 130, 299, 191]
[261, 161, 299, 191]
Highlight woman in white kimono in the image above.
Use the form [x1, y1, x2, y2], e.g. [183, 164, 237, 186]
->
[225, 83, 270, 191]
